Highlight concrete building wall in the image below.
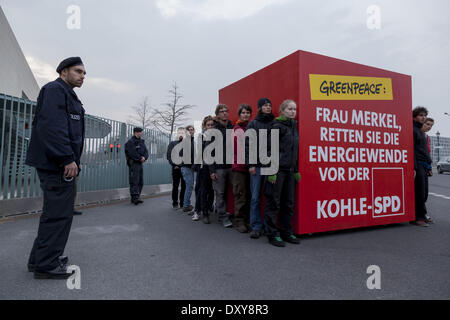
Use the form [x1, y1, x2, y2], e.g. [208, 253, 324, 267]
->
[0, 6, 40, 101]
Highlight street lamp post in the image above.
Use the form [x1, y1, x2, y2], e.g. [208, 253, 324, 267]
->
[436, 131, 440, 163]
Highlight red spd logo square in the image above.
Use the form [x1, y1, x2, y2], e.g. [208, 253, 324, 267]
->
[371, 168, 405, 218]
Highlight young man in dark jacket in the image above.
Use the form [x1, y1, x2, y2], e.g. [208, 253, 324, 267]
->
[209, 104, 234, 228]
[421, 118, 435, 224]
[245, 98, 275, 239]
[412, 106, 433, 227]
[125, 127, 149, 205]
[167, 127, 186, 209]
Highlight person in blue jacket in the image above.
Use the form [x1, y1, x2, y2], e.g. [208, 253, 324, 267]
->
[26, 57, 86, 279]
[125, 127, 149, 204]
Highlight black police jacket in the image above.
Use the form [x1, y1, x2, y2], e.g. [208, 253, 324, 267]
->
[272, 116, 299, 173]
[26, 78, 85, 171]
[125, 136, 149, 163]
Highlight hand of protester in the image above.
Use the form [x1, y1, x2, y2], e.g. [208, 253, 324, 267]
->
[141, 156, 145, 163]
[64, 161, 78, 178]
[268, 175, 277, 184]
[249, 167, 256, 175]
[210, 173, 218, 181]
[428, 170, 433, 177]
[174, 166, 180, 170]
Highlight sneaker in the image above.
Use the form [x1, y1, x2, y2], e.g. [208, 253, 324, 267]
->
[250, 230, 261, 239]
[192, 212, 200, 221]
[410, 220, 429, 227]
[202, 215, 211, 224]
[222, 217, 233, 228]
[183, 205, 194, 213]
[424, 215, 434, 224]
[269, 236, 286, 247]
[282, 234, 300, 244]
[172, 204, 179, 210]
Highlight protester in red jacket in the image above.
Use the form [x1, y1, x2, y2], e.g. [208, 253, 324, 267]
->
[232, 104, 253, 233]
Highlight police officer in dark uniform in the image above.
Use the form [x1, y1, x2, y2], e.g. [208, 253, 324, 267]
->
[125, 128, 149, 204]
[26, 57, 86, 279]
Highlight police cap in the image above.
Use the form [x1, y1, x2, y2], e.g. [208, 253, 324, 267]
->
[56, 57, 84, 74]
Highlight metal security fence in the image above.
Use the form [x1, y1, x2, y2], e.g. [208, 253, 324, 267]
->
[0, 93, 172, 201]
[430, 135, 450, 164]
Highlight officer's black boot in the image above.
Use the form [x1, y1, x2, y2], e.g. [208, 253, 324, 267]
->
[28, 255, 69, 272]
[34, 264, 74, 279]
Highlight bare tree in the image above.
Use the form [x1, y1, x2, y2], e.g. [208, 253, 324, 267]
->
[129, 96, 152, 129]
[151, 82, 195, 139]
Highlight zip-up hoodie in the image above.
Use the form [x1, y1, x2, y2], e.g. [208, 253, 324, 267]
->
[272, 115, 299, 173]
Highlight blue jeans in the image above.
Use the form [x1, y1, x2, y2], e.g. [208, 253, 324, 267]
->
[249, 167, 263, 231]
[181, 167, 194, 207]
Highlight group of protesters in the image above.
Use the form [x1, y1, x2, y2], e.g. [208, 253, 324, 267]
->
[166, 98, 301, 247]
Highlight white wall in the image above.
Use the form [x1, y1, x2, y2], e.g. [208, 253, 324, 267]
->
[0, 6, 40, 101]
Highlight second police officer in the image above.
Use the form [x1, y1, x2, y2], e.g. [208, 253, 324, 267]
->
[125, 127, 149, 205]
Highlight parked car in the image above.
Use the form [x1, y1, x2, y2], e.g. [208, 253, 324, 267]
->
[437, 157, 450, 174]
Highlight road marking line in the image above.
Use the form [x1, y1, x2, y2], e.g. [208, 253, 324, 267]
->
[429, 192, 450, 200]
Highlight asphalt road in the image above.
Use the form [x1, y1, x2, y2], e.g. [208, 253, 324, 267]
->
[0, 171, 449, 300]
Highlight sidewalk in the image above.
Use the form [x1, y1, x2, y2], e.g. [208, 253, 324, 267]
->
[0, 193, 449, 300]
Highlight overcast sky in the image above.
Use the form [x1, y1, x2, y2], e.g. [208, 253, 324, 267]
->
[1, 0, 449, 136]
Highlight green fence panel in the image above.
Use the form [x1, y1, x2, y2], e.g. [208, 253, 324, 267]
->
[0, 93, 172, 200]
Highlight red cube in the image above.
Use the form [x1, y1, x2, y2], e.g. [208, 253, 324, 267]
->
[219, 50, 415, 235]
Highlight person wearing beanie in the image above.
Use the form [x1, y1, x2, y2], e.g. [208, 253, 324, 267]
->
[245, 97, 274, 239]
[26, 57, 86, 279]
[231, 104, 253, 233]
[125, 127, 149, 205]
[263, 99, 301, 247]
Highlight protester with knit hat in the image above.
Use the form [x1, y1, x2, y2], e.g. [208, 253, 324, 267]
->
[245, 98, 275, 239]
